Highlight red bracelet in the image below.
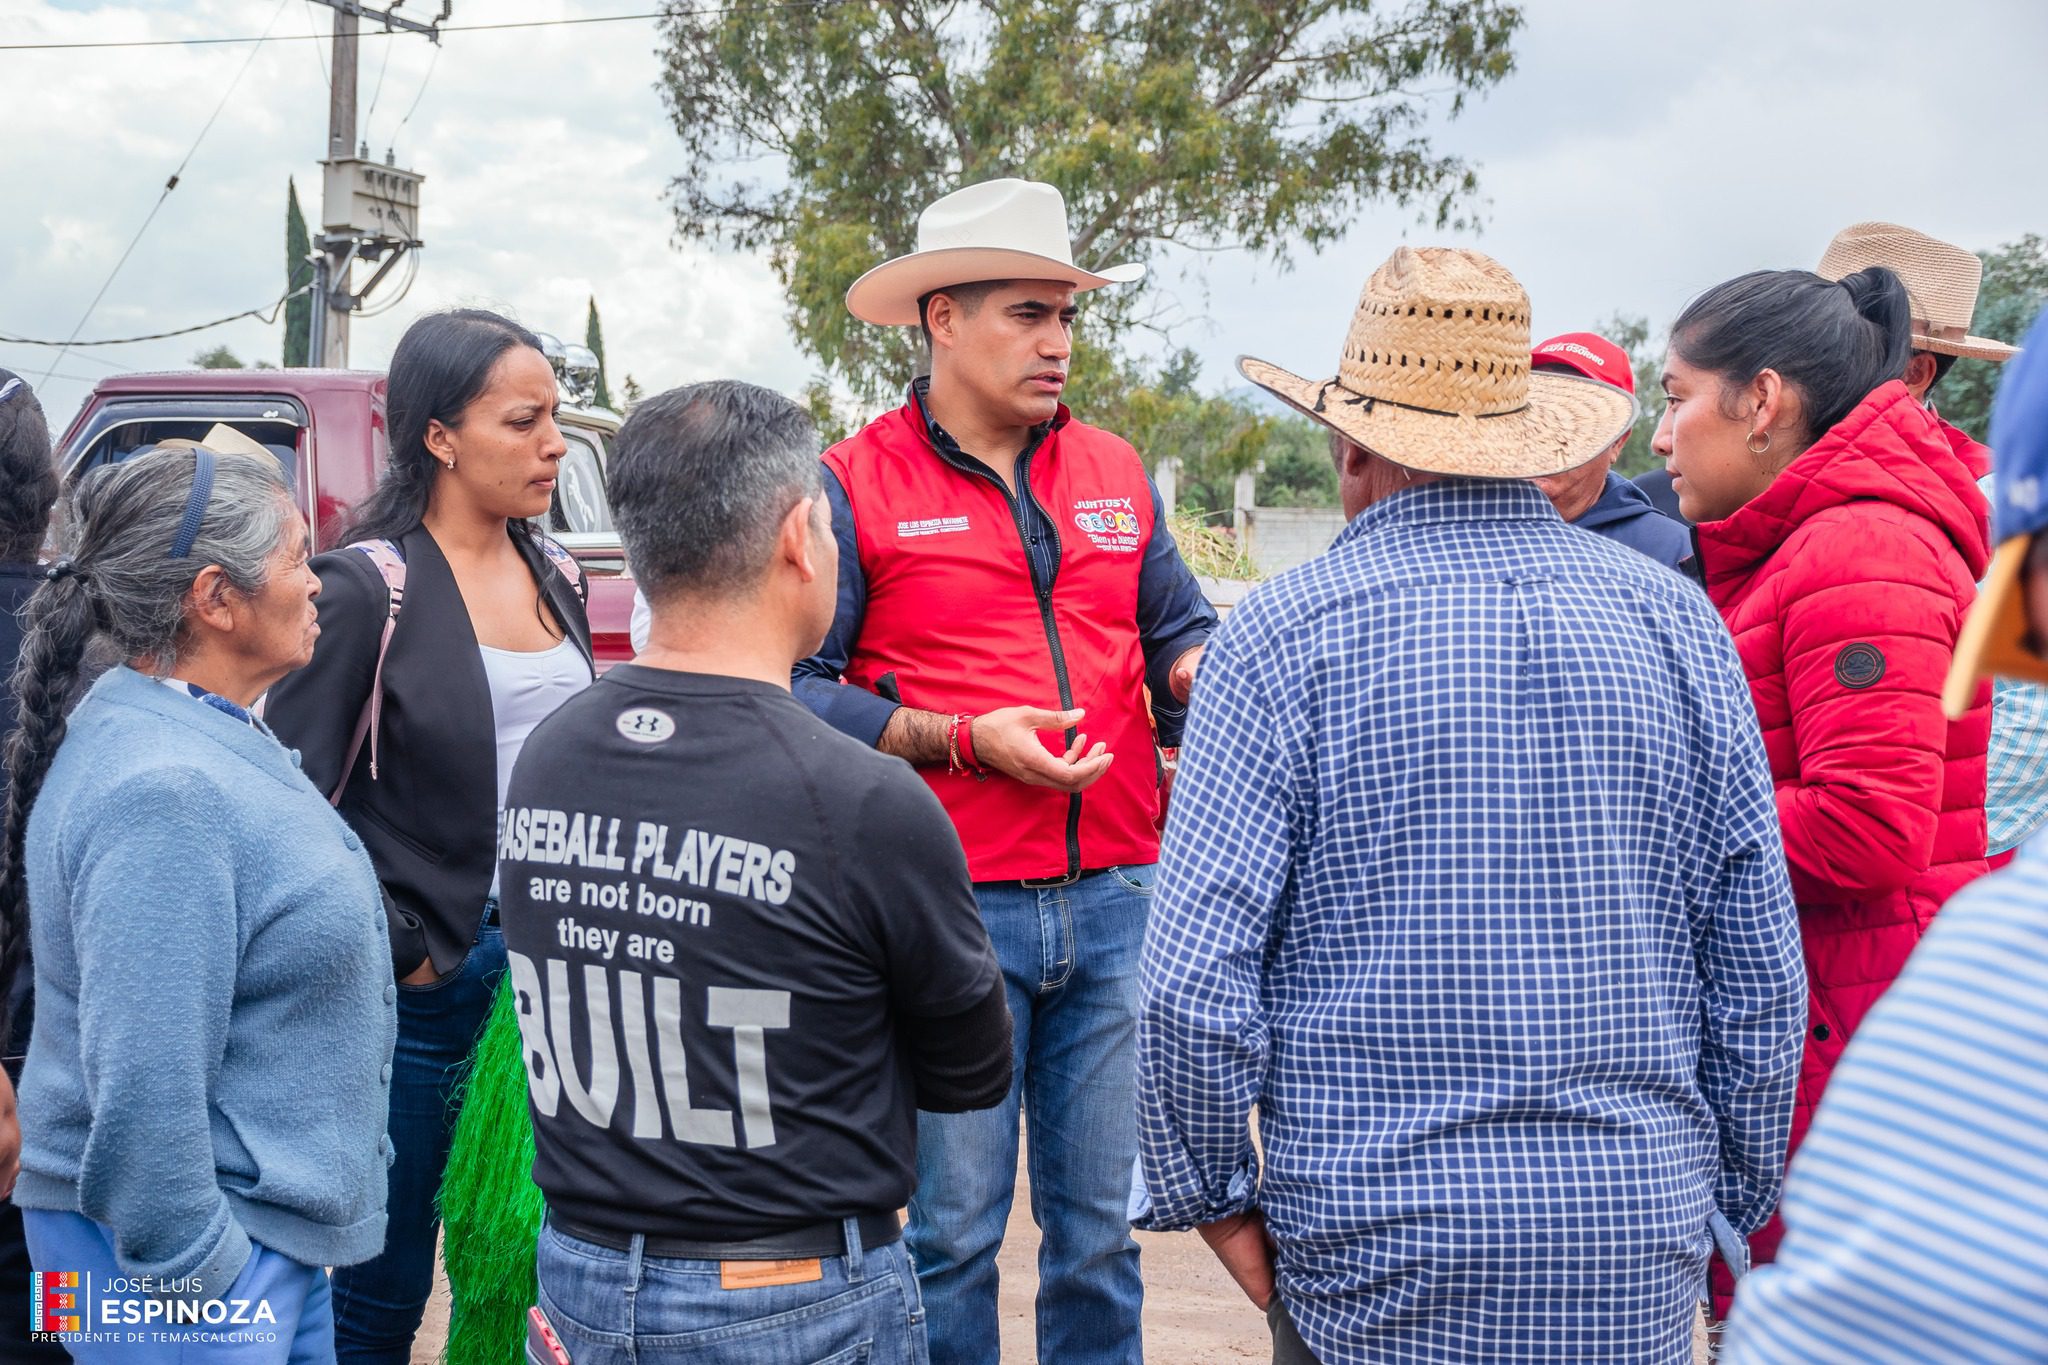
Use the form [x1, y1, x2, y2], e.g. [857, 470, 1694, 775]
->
[957, 713, 978, 770]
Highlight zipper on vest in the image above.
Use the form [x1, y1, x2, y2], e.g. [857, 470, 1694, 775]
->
[975, 451, 1083, 882]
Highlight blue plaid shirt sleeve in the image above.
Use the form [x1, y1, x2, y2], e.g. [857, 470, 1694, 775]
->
[1133, 617, 1292, 1231]
[1987, 678, 2048, 854]
[1690, 629, 1810, 1235]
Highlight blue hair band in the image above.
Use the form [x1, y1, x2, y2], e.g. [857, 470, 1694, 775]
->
[168, 447, 217, 560]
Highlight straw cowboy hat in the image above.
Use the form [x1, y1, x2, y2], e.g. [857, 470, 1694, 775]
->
[1817, 221, 2019, 363]
[845, 178, 1145, 327]
[157, 423, 276, 461]
[1237, 246, 1637, 480]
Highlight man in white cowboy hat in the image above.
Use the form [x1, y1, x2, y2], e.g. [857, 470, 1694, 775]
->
[790, 177, 1216, 1365]
[1816, 222, 2044, 858]
[1132, 245, 1806, 1364]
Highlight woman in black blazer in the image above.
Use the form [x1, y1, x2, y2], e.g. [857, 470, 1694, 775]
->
[265, 309, 592, 1364]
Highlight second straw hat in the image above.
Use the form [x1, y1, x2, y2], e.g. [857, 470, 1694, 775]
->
[1238, 247, 1637, 480]
[1817, 221, 2018, 363]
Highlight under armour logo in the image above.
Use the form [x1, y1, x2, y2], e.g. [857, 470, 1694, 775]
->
[615, 707, 677, 744]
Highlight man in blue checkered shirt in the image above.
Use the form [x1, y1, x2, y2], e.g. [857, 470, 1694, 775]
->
[1133, 248, 1807, 1364]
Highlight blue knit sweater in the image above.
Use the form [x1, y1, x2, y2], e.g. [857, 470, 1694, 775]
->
[13, 666, 396, 1297]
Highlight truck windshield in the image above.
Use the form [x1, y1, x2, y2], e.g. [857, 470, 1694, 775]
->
[63, 397, 308, 494]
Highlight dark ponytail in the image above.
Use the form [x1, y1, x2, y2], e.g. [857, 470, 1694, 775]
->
[0, 448, 291, 1052]
[1671, 265, 1915, 447]
[0, 575, 97, 1047]
[343, 308, 546, 545]
[0, 372, 57, 564]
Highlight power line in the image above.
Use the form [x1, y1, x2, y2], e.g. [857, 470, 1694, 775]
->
[4, 287, 312, 350]
[302, 0, 331, 88]
[360, 26, 396, 145]
[0, 362, 133, 388]
[35, 0, 294, 386]
[0, 4, 836, 52]
[392, 41, 443, 140]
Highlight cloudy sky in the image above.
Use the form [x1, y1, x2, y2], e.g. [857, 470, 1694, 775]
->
[5, 0, 2045, 434]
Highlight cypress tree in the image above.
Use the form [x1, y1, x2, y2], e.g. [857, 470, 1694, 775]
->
[285, 179, 312, 367]
[584, 296, 613, 409]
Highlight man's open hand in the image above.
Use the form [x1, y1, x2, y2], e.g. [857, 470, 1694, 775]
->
[974, 706, 1114, 791]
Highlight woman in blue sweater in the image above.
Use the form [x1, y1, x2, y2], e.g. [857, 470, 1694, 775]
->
[0, 446, 396, 1364]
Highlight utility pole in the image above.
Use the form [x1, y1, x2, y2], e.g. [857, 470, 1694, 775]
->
[305, 1, 445, 368]
[318, 5, 359, 367]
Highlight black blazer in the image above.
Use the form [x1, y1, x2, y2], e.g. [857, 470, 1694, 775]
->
[265, 525, 592, 977]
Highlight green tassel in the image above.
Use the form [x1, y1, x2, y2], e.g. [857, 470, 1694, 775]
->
[437, 976, 544, 1365]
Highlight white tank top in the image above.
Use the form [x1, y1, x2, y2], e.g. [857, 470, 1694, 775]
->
[481, 637, 592, 893]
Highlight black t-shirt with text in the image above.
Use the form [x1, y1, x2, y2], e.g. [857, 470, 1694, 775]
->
[498, 665, 999, 1240]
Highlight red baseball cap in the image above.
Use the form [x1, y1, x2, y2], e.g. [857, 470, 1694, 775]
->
[1531, 331, 1635, 395]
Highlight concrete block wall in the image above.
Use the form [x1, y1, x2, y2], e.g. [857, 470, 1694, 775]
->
[1245, 506, 1348, 577]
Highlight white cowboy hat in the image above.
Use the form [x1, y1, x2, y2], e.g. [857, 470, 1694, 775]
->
[1817, 221, 2019, 363]
[845, 179, 1145, 327]
[1238, 246, 1638, 481]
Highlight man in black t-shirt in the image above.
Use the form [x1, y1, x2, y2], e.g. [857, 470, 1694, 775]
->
[500, 380, 1011, 1365]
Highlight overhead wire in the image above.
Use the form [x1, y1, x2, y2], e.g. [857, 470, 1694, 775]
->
[0, 2, 842, 51]
[360, 27, 396, 147]
[34, 0, 295, 386]
[0, 359, 132, 388]
[302, 0, 331, 87]
[4, 286, 313, 349]
[392, 41, 442, 142]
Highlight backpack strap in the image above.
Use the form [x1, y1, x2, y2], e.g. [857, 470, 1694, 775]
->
[537, 535, 588, 604]
[332, 539, 406, 806]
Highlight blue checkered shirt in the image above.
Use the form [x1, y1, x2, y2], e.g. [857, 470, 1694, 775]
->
[1134, 480, 1806, 1364]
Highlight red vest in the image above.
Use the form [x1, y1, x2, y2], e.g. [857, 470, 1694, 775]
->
[824, 402, 1161, 881]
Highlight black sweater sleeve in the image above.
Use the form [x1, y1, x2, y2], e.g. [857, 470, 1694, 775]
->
[902, 975, 1013, 1113]
[264, 549, 384, 798]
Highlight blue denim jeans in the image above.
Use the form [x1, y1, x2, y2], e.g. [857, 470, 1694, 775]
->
[332, 911, 506, 1365]
[907, 866, 1152, 1365]
[22, 1209, 334, 1364]
[535, 1217, 929, 1364]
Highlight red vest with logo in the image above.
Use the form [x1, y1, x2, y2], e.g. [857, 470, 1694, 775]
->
[823, 401, 1161, 881]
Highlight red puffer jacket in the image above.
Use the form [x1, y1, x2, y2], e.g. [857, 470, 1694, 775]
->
[1698, 380, 1991, 1304]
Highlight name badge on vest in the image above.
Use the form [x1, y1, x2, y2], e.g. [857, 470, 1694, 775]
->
[720, 1258, 824, 1290]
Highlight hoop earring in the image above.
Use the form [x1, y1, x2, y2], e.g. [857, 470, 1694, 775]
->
[1746, 429, 1772, 456]
[440, 457, 457, 472]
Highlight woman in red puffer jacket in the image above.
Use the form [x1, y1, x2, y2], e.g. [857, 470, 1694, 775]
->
[1654, 265, 1991, 1323]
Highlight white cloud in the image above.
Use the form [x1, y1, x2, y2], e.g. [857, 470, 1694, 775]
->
[4, 0, 2045, 435]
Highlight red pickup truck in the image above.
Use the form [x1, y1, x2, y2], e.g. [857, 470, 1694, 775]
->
[55, 368, 637, 665]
